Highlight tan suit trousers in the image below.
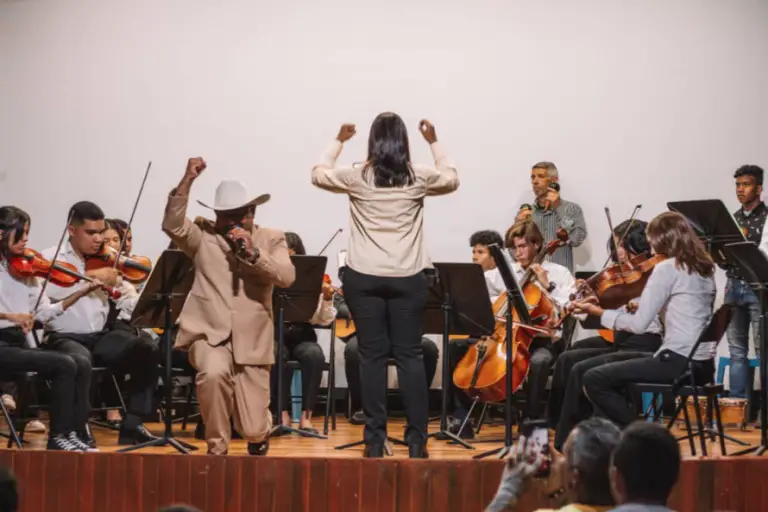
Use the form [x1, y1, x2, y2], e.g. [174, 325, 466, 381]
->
[189, 339, 272, 455]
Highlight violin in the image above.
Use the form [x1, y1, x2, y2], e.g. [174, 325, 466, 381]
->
[86, 244, 152, 284]
[10, 248, 121, 300]
[453, 229, 568, 403]
[571, 253, 666, 310]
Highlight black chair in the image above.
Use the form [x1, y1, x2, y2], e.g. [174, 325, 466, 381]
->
[630, 305, 735, 456]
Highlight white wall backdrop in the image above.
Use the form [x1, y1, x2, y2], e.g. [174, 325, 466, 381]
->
[1, 0, 767, 388]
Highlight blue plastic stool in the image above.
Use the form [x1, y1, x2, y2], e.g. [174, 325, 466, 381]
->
[642, 393, 663, 422]
[716, 356, 760, 386]
[290, 370, 302, 422]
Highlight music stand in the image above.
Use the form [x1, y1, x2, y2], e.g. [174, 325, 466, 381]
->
[119, 249, 198, 454]
[721, 242, 768, 456]
[272, 255, 328, 439]
[422, 263, 496, 450]
[667, 200, 746, 263]
[471, 244, 534, 459]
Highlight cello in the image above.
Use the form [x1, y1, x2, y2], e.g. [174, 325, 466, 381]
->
[452, 229, 568, 403]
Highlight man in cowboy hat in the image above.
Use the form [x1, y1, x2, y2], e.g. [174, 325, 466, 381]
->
[162, 157, 295, 455]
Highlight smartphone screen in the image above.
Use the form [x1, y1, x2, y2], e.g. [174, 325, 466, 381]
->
[520, 419, 551, 478]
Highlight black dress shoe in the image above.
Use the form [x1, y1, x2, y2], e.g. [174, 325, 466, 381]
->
[247, 440, 269, 456]
[408, 442, 429, 459]
[194, 420, 205, 440]
[363, 443, 384, 458]
[118, 424, 160, 446]
[349, 410, 366, 426]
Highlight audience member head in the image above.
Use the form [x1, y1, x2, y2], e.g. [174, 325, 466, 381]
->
[67, 201, 106, 257]
[470, 230, 504, 271]
[559, 418, 621, 507]
[0, 467, 18, 512]
[610, 421, 680, 506]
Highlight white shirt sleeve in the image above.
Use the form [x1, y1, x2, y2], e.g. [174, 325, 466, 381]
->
[601, 262, 675, 334]
[309, 295, 337, 326]
[28, 278, 63, 324]
[546, 263, 576, 308]
[760, 227, 768, 257]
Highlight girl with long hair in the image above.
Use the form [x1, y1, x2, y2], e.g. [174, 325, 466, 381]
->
[0, 206, 100, 451]
[572, 211, 717, 427]
[311, 112, 459, 458]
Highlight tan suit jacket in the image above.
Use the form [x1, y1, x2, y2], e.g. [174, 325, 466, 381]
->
[162, 192, 296, 366]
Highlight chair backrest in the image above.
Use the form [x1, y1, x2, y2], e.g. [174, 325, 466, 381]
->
[687, 304, 732, 361]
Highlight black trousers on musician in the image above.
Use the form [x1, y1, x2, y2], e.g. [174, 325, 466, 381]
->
[344, 335, 439, 413]
[341, 267, 429, 446]
[271, 323, 325, 413]
[45, 328, 159, 430]
[583, 348, 715, 428]
[0, 327, 91, 437]
[549, 332, 662, 450]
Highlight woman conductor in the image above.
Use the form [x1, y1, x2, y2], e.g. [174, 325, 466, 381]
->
[311, 112, 459, 458]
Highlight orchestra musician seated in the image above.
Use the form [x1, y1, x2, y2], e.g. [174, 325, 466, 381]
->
[573, 212, 717, 429]
[447, 230, 506, 438]
[270, 232, 336, 435]
[548, 219, 663, 451]
[505, 220, 576, 421]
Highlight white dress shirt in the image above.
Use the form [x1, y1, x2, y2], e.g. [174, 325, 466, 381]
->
[115, 279, 140, 322]
[310, 295, 337, 326]
[0, 263, 64, 330]
[484, 267, 506, 304]
[42, 242, 109, 334]
[510, 260, 576, 309]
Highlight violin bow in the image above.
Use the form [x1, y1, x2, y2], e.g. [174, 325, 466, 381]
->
[113, 161, 152, 264]
[31, 211, 75, 315]
[318, 228, 343, 256]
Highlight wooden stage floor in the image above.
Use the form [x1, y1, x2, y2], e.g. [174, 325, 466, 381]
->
[2, 419, 768, 511]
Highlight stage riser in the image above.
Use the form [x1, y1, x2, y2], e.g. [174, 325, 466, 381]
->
[0, 450, 763, 511]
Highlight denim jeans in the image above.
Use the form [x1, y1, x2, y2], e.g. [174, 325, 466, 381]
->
[725, 277, 761, 398]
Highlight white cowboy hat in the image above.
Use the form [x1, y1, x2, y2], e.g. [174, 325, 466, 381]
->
[197, 179, 270, 212]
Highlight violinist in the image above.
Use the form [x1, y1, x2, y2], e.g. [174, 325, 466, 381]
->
[548, 219, 663, 451]
[0, 206, 101, 451]
[574, 212, 717, 428]
[505, 220, 576, 421]
[102, 219, 142, 329]
[515, 162, 587, 273]
[42, 201, 160, 447]
[446, 230, 506, 438]
[270, 232, 336, 435]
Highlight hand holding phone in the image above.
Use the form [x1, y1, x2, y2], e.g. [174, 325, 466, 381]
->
[509, 419, 551, 478]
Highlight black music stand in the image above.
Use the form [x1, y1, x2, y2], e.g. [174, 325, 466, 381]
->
[272, 255, 328, 439]
[425, 263, 496, 450]
[722, 242, 768, 456]
[474, 244, 534, 460]
[667, 200, 746, 262]
[119, 249, 198, 454]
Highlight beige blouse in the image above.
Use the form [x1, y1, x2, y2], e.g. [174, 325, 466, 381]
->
[311, 140, 459, 277]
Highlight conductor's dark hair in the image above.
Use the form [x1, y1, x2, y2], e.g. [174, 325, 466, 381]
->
[0, 466, 18, 512]
[69, 201, 104, 226]
[612, 422, 680, 505]
[734, 165, 764, 186]
[470, 230, 504, 248]
[285, 232, 306, 256]
[364, 112, 414, 188]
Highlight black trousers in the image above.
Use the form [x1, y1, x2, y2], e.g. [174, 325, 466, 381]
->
[583, 348, 715, 428]
[0, 327, 91, 436]
[344, 335, 438, 412]
[271, 337, 325, 413]
[342, 267, 429, 445]
[46, 329, 159, 428]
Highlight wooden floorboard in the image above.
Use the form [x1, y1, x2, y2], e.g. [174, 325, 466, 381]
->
[1, 418, 768, 511]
